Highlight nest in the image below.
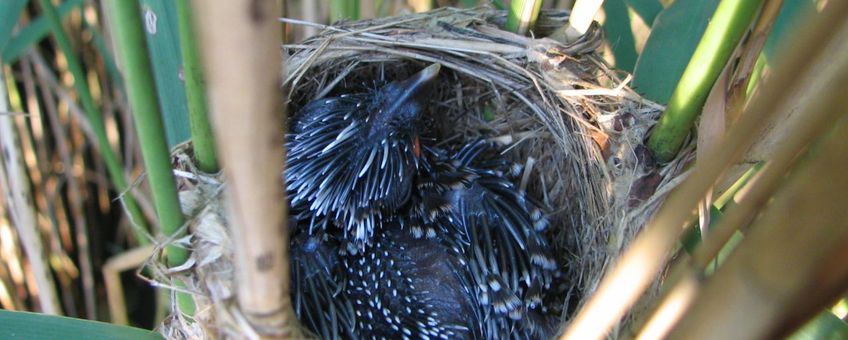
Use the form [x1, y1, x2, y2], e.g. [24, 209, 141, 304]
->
[155, 7, 689, 339]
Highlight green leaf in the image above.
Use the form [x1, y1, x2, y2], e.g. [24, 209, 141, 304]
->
[631, 0, 721, 104]
[3, 0, 84, 63]
[0, 0, 27, 55]
[602, 0, 639, 73]
[0, 310, 162, 339]
[625, 0, 663, 26]
[680, 205, 723, 254]
[763, 0, 817, 62]
[139, 0, 191, 148]
[704, 228, 743, 275]
[789, 311, 848, 340]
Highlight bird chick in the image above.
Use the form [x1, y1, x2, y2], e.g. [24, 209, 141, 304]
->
[342, 217, 482, 339]
[412, 140, 559, 338]
[286, 64, 441, 251]
[289, 206, 356, 339]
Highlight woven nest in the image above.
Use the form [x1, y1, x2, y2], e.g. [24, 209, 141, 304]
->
[155, 7, 690, 339]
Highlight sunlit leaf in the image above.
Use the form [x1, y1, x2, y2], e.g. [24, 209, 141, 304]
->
[631, 0, 720, 104]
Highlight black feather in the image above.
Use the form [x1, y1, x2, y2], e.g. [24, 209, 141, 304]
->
[286, 65, 440, 250]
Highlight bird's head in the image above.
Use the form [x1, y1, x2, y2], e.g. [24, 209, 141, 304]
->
[365, 63, 441, 157]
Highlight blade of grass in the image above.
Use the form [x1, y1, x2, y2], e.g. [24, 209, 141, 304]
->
[37, 0, 151, 244]
[3, 0, 84, 64]
[646, 0, 765, 162]
[175, 0, 218, 173]
[104, 0, 193, 315]
[0, 310, 162, 339]
[638, 6, 848, 336]
[138, 0, 191, 148]
[0, 0, 27, 53]
[330, 0, 360, 21]
[506, 0, 544, 35]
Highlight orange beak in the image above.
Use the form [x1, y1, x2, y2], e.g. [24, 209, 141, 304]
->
[413, 136, 421, 158]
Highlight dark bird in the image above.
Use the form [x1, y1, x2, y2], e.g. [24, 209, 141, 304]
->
[341, 218, 481, 339]
[286, 65, 561, 339]
[411, 140, 559, 338]
[289, 206, 356, 339]
[286, 64, 441, 251]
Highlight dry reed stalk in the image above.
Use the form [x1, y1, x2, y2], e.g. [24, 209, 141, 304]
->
[26, 51, 96, 319]
[568, 2, 848, 338]
[560, 2, 848, 338]
[666, 117, 848, 340]
[27, 51, 159, 228]
[193, 0, 299, 337]
[103, 245, 154, 325]
[725, 0, 784, 126]
[636, 6, 848, 336]
[0, 65, 61, 315]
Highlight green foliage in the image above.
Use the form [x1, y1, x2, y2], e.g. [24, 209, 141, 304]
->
[0, 0, 28, 54]
[625, 0, 663, 25]
[600, 0, 663, 73]
[506, 0, 543, 34]
[331, 0, 360, 21]
[601, 1, 638, 73]
[631, 0, 721, 104]
[764, 0, 817, 62]
[790, 311, 848, 340]
[2, 0, 82, 63]
[176, 0, 218, 172]
[0, 310, 163, 339]
[139, 0, 191, 147]
[647, 0, 764, 162]
[107, 0, 194, 316]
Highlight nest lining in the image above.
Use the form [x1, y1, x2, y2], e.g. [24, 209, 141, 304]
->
[156, 6, 690, 339]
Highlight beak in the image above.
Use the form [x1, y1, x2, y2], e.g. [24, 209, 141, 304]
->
[392, 64, 441, 106]
[413, 136, 422, 159]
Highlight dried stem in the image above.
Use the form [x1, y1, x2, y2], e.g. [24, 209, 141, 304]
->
[194, 0, 299, 337]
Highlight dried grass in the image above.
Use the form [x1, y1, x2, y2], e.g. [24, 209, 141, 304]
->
[155, 7, 690, 339]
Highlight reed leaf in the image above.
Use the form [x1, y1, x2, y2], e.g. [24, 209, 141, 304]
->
[0, 310, 162, 339]
[104, 0, 192, 314]
[2, 0, 82, 64]
[138, 0, 191, 147]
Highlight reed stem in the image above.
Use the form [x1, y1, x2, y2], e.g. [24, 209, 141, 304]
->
[175, 0, 218, 173]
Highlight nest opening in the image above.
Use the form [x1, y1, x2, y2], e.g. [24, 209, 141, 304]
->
[157, 7, 686, 339]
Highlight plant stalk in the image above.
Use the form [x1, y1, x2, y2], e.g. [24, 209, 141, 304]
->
[175, 0, 218, 173]
[506, 0, 544, 35]
[647, 0, 765, 162]
[194, 0, 298, 336]
[105, 0, 193, 314]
